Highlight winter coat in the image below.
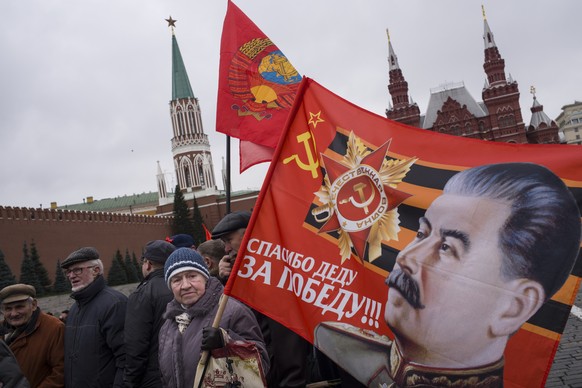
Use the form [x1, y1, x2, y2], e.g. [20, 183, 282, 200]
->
[0, 340, 30, 388]
[158, 276, 269, 388]
[64, 275, 127, 388]
[123, 268, 173, 388]
[7, 309, 64, 387]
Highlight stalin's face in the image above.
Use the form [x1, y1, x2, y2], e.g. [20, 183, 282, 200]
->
[385, 194, 514, 367]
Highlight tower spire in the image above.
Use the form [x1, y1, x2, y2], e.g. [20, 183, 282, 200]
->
[169, 19, 194, 100]
[482, 9, 506, 86]
[482, 6, 497, 49]
[386, 29, 400, 71]
[166, 19, 217, 198]
[481, 9, 527, 142]
[384, 30, 420, 127]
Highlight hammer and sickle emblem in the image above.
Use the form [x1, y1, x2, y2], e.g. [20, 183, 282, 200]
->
[339, 182, 375, 214]
[283, 131, 319, 178]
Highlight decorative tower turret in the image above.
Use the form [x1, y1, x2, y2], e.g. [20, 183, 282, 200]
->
[385, 30, 420, 127]
[156, 161, 168, 200]
[527, 86, 560, 144]
[166, 17, 217, 197]
[480, 6, 527, 143]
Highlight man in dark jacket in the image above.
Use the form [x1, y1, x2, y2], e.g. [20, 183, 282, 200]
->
[212, 211, 312, 388]
[123, 240, 175, 388]
[61, 247, 127, 388]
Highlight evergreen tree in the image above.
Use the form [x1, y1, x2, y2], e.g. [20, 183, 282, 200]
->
[132, 252, 143, 282]
[171, 184, 195, 236]
[30, 240, 51, 296]
[191, 196, 206, 246]
[124, 249, 139, 284]
[107, 250, 127, 286]
[52, 259, 70, 294]
[20, 250, 42, 294]
[0, 249, 17, 290]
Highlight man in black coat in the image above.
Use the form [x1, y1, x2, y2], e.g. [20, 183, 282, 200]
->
[212, 211, 312, 388]
[123, 240, 175, 388]
[62, 247, 128, 388]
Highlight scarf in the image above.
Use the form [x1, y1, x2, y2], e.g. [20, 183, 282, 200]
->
[175, 312, 191, 334]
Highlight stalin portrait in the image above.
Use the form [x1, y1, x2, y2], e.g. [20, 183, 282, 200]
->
[315, 163, 581, 387]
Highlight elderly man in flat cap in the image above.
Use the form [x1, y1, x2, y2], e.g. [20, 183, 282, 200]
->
[212, 211, 312, 388]
[61, 247, 127, 388]
[211, 210, 251, 283]
[1, 283, 64, 387]
[124, 240, 175, 388]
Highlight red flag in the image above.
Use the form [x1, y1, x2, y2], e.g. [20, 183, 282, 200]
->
[202, 223, 212, 241]
[217, 0, 301, 171]
[240, 140, 274, 172]
[225, 78, 582, 387]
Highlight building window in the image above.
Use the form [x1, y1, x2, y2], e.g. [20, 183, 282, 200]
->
[450, 125, 461, 136]
[198, 164, 205, 187]
[498, 114, 515, 128]
[184, 166, 192, 187]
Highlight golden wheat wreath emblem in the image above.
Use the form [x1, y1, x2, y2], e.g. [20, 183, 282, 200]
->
[312, 132, 417, 264]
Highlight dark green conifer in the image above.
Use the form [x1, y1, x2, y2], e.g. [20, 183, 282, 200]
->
[30, 240, 51, 296]
[20, 243, 42, 294]
[52, 259, 70, 294]
[132, 252, 143, 281]
[171, 184, 195, 236]
[191, 196, 206, 246]
[0, 249, 17, 290]
[124, 249, 139, 284]
[107, 250, 128, 286]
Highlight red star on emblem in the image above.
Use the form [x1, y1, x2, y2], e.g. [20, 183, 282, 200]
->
[317, 140, 412, 261]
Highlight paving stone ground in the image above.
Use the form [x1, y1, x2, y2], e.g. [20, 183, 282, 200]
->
[546, 289, 582, 388]
[38, 283, 582, 387]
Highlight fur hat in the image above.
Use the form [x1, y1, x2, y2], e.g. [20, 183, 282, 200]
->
[164, 247, 209, 287]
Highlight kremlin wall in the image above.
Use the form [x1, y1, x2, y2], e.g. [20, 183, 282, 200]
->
[0, 206, 171, 280]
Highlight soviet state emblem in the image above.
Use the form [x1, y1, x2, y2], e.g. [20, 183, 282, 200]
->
[228, 38, 302, 121]
[312, 132, 417, 264]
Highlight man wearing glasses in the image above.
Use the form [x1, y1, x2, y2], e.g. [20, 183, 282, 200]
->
[61, 247, 128, 388]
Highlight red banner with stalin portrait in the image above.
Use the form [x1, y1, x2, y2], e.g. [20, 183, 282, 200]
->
[224, 77, 582, 388]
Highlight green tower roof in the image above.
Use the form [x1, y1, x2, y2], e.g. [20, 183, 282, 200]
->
[172, 34, 194, 100]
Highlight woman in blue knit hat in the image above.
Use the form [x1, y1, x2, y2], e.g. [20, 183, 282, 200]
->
[158, 248, 269, 387]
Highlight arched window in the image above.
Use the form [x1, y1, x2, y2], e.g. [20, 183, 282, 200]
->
[198, 164, 205, 187]
[188, 106, 196, 134]
[184, 166, 192, 187]
[176, 106, 184, 136]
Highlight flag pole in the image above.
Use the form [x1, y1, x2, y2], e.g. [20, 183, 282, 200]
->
[226, 135, 231, 214]
[193, 294, 230, 388]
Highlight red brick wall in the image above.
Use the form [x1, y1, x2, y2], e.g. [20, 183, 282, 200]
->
[0, 206, 172, 282]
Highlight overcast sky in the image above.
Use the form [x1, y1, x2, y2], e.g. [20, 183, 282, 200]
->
[1, 1, 580, 209]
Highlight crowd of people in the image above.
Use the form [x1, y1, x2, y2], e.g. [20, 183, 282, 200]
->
[0, 211, 335, 388]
